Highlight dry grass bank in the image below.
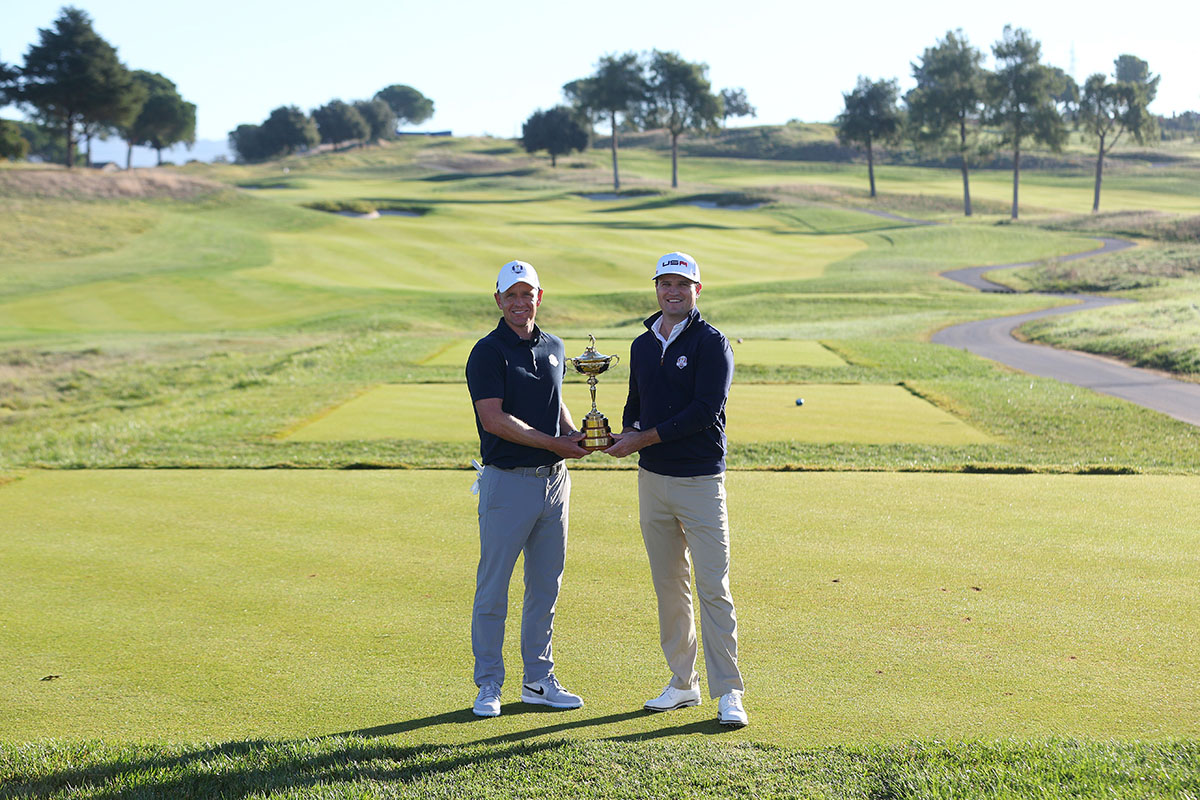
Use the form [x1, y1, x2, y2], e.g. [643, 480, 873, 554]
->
[0, 166, 225, 200]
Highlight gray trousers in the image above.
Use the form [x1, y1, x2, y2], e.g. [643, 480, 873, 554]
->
[638, 468, 744, 698]
[472, 464, 570, 687]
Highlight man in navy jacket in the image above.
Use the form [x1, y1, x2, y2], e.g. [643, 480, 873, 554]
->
[605, 251, 748, 727]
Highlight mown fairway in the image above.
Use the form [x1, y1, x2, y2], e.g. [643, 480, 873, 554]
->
[4, 469, 1197, 744]
[2, 134, 1199, 796]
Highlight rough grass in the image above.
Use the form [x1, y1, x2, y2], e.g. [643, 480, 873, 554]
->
[1021, 298, 1200, 376]
[1005, 243, 1200, 293]
[1001, 241, 1200, 376]
[0, 166, 225, 200]
[1038, 210, 1200, 242]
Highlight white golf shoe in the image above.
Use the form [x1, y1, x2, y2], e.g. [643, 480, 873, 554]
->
[717, 690, 748, 727]
[520, 675, 583, 709]
[643, 684, 702, 712]
[473, 682, 501, 717]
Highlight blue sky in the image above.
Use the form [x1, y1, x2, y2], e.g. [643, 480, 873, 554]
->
[2, 0, 1197, 143]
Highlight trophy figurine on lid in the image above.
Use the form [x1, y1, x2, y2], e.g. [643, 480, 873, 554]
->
[569, 334, 620, 452]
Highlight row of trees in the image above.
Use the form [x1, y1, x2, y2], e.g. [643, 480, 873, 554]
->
[836, 26, 1158, 217]
[227, 84, 433, 162]
[522, 50, 756, 189]
[0, 6, 195, 167]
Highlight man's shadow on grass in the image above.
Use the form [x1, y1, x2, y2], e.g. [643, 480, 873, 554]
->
[337, 701, 734, 745]
[7, 708, 732, 799]
[336, 704, 650, 746]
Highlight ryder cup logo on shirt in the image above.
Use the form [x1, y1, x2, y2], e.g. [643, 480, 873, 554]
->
[676, 355, 688, 369]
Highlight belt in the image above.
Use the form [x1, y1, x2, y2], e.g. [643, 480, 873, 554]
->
[494, 462, 564, 478]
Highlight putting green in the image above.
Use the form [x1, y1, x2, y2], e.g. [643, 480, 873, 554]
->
[2, 469, 1196, 743]
[282, 383, 990, 445]
[420, 338, 845, 368]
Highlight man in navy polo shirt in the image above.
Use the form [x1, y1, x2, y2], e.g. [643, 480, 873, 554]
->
[604, 251, 748, 728]
[464, 259, 589, 718]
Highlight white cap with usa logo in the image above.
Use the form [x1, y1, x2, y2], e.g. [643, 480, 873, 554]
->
[654, 251, 700, 283]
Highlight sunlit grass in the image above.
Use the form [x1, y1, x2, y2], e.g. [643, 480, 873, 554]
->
[280, 383, 992, 446]
[3, 469, 1197, 744]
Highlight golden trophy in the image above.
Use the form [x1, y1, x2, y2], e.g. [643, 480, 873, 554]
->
[569, 335, 621, 452]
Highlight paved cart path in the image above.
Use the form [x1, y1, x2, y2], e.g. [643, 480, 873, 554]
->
[931, 237, 1200, 427]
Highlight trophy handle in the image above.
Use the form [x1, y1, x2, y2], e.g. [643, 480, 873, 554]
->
[608, 354, 619, 367]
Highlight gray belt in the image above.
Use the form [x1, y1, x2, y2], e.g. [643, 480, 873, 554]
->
[494, 462, 564, 478]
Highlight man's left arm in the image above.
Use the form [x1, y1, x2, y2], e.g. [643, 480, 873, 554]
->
[653, 334, 733, 443]
[606, 334, 731, 457]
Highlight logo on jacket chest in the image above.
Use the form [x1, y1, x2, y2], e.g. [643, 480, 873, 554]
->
[548, 353, 559, 367]
[676, 355, 688, 369]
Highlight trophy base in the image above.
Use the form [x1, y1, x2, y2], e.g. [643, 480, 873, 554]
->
[580, 413, 613, 452]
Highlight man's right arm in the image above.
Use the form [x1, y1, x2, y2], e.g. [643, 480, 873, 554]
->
[475, 399, 587, 459]
[467, 339, 586, 460]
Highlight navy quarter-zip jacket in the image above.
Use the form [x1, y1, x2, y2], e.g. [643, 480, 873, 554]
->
[621, 308, 733, 477]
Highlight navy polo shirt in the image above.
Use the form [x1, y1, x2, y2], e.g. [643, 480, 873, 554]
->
[466, 319, 567, 468]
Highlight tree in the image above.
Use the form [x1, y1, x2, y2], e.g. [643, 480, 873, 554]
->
[14, 119, 66, 163]
[228, 123, 271, 162]
[565, 52, 646, 191]
[644, 50, 722, 188]
[1114, 55, 1159, 98]
[260, 105, 319, 157]
[374, 84, 434, 127]
[0, 119, 29, 160]
[836, 76, 902, 198]
[718, 87, 756, 127]
[984, 26, 1067, 220]
[118, 71, 195, 167]
[0, 56, 17, 104]
[905, 30, 986, 215]
[353, 98, 396, 141]
[1079, 57, 1158, 212]
[521, 106, 587, 166]
[312, 100, 369, 147]
[1046, 66, 1080, 123]
[17, 7, 139, 168]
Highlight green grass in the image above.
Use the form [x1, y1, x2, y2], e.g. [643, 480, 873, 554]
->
[283, 382, 994, 446]
[4, 738, 1198, 799]
[4, 139, 1200, 794]
[3, 470, 1198, 744]
[4, 330, 1198, 471]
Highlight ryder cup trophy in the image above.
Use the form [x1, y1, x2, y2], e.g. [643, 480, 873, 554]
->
[569, 335, 620, 452]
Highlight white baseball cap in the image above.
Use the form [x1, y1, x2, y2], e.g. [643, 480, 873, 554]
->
[496, 260, 541, 293]
[654, 251, 700, 283]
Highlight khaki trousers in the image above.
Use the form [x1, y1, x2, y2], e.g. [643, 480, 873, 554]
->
[638, 468, 743, 698]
